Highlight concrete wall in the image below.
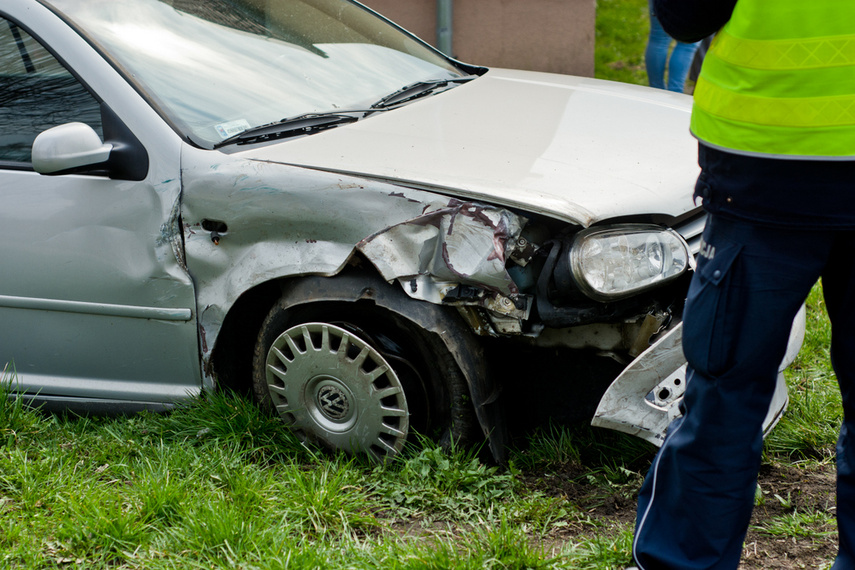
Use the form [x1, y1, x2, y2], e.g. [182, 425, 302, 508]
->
[360, 0, 595, 77]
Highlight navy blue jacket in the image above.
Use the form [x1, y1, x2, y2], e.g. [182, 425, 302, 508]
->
[653, 0, 736, 42]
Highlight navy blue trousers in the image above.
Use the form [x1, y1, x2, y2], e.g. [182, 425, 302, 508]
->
[633, 213, 855, 569]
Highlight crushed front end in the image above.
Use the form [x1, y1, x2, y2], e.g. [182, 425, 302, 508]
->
[357, 194, 712, 445]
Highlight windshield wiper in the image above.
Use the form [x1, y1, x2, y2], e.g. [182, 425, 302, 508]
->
[370, 74, 479, 109]
[213, 111, 370, 148]
[213, 75, 479, 149]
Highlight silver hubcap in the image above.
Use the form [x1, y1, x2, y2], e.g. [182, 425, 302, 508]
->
[264, 322, 409, 461]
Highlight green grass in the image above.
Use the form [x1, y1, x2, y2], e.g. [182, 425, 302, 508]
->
[0, 389, 636, 569]
[765, 283, 842, 461]
[754, 510, 837, 540]
[562, 527, 635, 570]
[595, 0, 649, 85]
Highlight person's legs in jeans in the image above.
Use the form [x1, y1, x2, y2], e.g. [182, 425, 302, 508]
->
[646, 0, 701, 93]
[667, 40, 701, 93]
[645, 0, 669, 90]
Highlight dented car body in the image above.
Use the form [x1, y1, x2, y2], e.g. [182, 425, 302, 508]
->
[0, 0, 803, 462]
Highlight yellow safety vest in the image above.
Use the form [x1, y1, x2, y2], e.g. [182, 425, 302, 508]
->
[691, 0, 855, 159]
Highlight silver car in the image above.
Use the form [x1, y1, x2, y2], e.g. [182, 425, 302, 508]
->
[0, 0, 803, 462]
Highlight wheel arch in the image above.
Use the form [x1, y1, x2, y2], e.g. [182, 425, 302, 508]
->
[210, 268, 507, 463]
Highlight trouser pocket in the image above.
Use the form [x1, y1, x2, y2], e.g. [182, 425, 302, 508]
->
[682, 229, 742, 377]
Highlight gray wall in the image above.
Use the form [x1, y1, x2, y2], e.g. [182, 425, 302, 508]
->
[361, 0, 595, 77]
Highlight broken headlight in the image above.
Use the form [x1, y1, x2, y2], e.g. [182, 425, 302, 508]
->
[568, 224, 690, 301]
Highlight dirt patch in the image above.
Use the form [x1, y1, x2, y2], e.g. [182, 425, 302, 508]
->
[742, 463, 837, 569]
[520, 461, 838, 568]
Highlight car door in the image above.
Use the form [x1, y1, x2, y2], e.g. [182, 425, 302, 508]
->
[0, 14, 202, 406]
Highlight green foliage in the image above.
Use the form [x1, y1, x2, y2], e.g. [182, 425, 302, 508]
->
[472, 514, 559, 569]
[0, 364, 42, 446]
[511, 423, 654, 474]
[275, 459, 380, 538]
[150, 388, 314, 461]
[511, 422, 583, 470]
[562, 525, 636, 570]
[753, 510, 836, 539]
[59, 491, 152, 563]
[369, 440, 515, 522]
[0, 385, 574, 569]
[585, 463, 644, 502]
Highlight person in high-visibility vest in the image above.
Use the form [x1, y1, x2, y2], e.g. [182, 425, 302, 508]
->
[629, 1, 855, 569]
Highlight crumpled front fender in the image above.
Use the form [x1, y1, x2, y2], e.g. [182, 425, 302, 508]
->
[180, 150, 527, 377]
[357, 200, 526, 303]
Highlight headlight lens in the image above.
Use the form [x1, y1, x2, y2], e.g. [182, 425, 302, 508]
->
[569, 224, 690, 301]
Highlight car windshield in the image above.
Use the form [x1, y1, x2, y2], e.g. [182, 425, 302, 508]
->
[42, 0, 468, 147]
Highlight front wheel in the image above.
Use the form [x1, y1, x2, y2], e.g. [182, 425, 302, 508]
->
[251, 299, 474, 462]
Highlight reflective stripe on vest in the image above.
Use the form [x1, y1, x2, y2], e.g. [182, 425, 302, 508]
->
[691, 2, 855, 160]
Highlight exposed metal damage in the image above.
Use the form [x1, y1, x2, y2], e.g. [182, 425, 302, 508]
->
[181, 154, 531, 372]
[357, 199, 530, 318]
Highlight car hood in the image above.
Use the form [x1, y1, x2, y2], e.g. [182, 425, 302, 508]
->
[237, 68, 699, 227]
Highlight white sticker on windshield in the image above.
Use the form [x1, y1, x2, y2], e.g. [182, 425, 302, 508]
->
[215, 119, 251, 139]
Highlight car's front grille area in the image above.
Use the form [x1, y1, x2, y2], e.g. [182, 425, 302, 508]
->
[672, 207, 707, 257]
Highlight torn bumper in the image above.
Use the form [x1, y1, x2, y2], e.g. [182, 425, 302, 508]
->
[592, 305, 806, 446]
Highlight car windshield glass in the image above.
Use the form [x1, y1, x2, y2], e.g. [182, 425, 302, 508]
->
[42, 0, 467, 148]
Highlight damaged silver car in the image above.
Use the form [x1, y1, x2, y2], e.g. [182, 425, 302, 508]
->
[0, 0, 804, 463]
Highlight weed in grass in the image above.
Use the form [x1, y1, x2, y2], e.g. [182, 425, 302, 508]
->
[0, 517, 55, 568]
[561, 524, 635, 570]
[132, 454, 193, 526]
[375, 523, 559, 570]
[514, 423, 654, 473]
[0, 448, 80, 512]
[753, 509, 836, 539]
[766, 283, 842, 460]
[137, 478, 187, 528]
[511, 422, 583, 470]
[370, 441, 514, 522]
[473, 513, 559, 569]
[381, 535, 484, 570]
[0, 366, 42, 446]
[194, 544, 339, 570]
[587, 462, 641, 488]
[503, 492, 580, 536]
[755, 482, 766, 507]
[765, 374, 842, 461]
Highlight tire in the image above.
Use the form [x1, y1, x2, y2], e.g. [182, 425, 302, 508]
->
[252, 299, 474, 462]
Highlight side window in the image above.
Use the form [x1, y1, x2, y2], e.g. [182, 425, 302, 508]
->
[0, 18, 102, 164]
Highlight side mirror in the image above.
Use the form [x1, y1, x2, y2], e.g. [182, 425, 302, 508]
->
[32, 122, 113, 175]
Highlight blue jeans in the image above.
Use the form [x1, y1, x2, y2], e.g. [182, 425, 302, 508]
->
[645, 0, 700, 93]
[632, 213, 855, 569]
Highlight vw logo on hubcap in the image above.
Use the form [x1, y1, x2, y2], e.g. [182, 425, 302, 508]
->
[317, 385, 350, 421]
